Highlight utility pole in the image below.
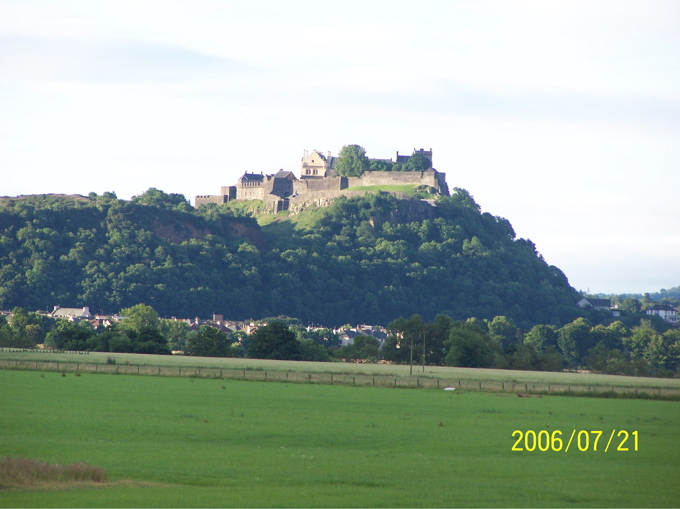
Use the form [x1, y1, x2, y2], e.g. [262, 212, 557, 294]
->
[409, 331, 414, 376]
[422, 331, 426, 372]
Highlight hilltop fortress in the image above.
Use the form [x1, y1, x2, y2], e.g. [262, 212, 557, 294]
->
[195, 148, 449, 213]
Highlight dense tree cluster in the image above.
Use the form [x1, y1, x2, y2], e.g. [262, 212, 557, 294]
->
[383, 313, 679, 377]
[0, 189, 582, 328]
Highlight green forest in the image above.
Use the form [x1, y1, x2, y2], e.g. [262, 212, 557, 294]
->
[0, 189, 580, 328]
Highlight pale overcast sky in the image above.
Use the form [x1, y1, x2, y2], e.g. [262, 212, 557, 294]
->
[1, 0, 678, 295]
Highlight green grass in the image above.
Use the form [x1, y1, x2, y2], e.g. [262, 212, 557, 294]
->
[2, 350, 679, 392]
[0, 369, 678, 507]
[222, 199, 267, 216]
[341, 184, 438, 199]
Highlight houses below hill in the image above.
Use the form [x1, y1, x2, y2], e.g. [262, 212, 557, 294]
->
[576, 297, 621, 317]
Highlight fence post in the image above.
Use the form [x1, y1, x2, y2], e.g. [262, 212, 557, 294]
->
[331, 374, 333, 384]
[437, 379, 440, 388]
[353, 377, 355, 385]
[265, 372, 267, 381]
[96, 365, 98, 372]
[548, 385, 550, 392]
[525, 384, 528, 391]
[479, 381, 482, 390]
[502, 382, 504, 391]
[373, 377, 375, 386]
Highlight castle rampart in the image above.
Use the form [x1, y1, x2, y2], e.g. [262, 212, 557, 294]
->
[195, 148, 449, 212]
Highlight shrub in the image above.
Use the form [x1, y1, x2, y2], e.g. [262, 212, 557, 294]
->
[0, 457, 106, 488]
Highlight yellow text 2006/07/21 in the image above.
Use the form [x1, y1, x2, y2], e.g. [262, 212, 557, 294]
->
[511, 429, 639, 452]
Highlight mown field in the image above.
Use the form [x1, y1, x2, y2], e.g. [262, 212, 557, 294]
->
[0, 367, 678, 507]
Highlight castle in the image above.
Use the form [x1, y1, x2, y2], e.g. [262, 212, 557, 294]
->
[195, 148, 449, 213]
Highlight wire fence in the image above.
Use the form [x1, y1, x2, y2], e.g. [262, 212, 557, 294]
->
[1, 358, 679, 398]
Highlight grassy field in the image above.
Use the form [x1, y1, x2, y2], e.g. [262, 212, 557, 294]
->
[0, 368, 678, 507]
[2, 349, 679, 393]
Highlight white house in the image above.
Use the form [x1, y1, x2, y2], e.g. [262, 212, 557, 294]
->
[645, 304, 678, 324]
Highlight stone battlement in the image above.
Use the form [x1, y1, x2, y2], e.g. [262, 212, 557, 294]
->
[195, 148, 449, 212]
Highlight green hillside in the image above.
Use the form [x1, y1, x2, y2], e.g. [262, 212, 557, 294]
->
[0, 189, 580, 327]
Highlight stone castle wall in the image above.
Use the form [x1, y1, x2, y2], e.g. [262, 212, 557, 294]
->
[346, 170, 440, 189]
[195, 194, 227, 207]
[195, 162, 448, 211]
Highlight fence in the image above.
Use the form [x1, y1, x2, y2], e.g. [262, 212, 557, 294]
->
[1, 358, 679, 398]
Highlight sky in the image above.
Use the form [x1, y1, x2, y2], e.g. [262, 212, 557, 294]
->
[1, 0, 678, 295]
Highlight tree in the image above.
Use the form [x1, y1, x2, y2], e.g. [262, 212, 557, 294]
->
[131, 188, 191, 211]
[129, 327, 171, 355]
[336, 335, 380, 361]
[387, 315, 426, 369]
[120, 304, 160, 333]
[403, 152, 432, 172]
[299, 340, 330, 361]
[368, 160, 393, 172]
[185, 325, 236, 357]
[160, 319, 193, 351]
[557, 318, 593, 368]
[335, 144, 368, 177]
[523, 325, 557, 351]
[620, 298, 641, 314]
[487, 315, 517, 348]
[445, 321, 501, 368]
[44, 320, 96, 350]
[247, 321, 301, 360]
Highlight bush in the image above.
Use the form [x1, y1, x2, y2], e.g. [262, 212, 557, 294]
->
[0, 457, 106, 488]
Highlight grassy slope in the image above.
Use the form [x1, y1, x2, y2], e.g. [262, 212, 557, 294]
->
[0, 370, 678, 507]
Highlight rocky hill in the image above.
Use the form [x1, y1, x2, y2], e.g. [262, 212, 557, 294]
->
[0, 189, 580, 327]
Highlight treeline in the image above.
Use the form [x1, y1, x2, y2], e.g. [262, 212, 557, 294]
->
[2, 304, 678, 377]
[0, 188, 581, 328]
[383, 313, 679, 378]
[334, 144, 434, 176]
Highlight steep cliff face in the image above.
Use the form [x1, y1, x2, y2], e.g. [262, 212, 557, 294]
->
[287, 191, 437, 217]
[365, 194, 436, 227]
